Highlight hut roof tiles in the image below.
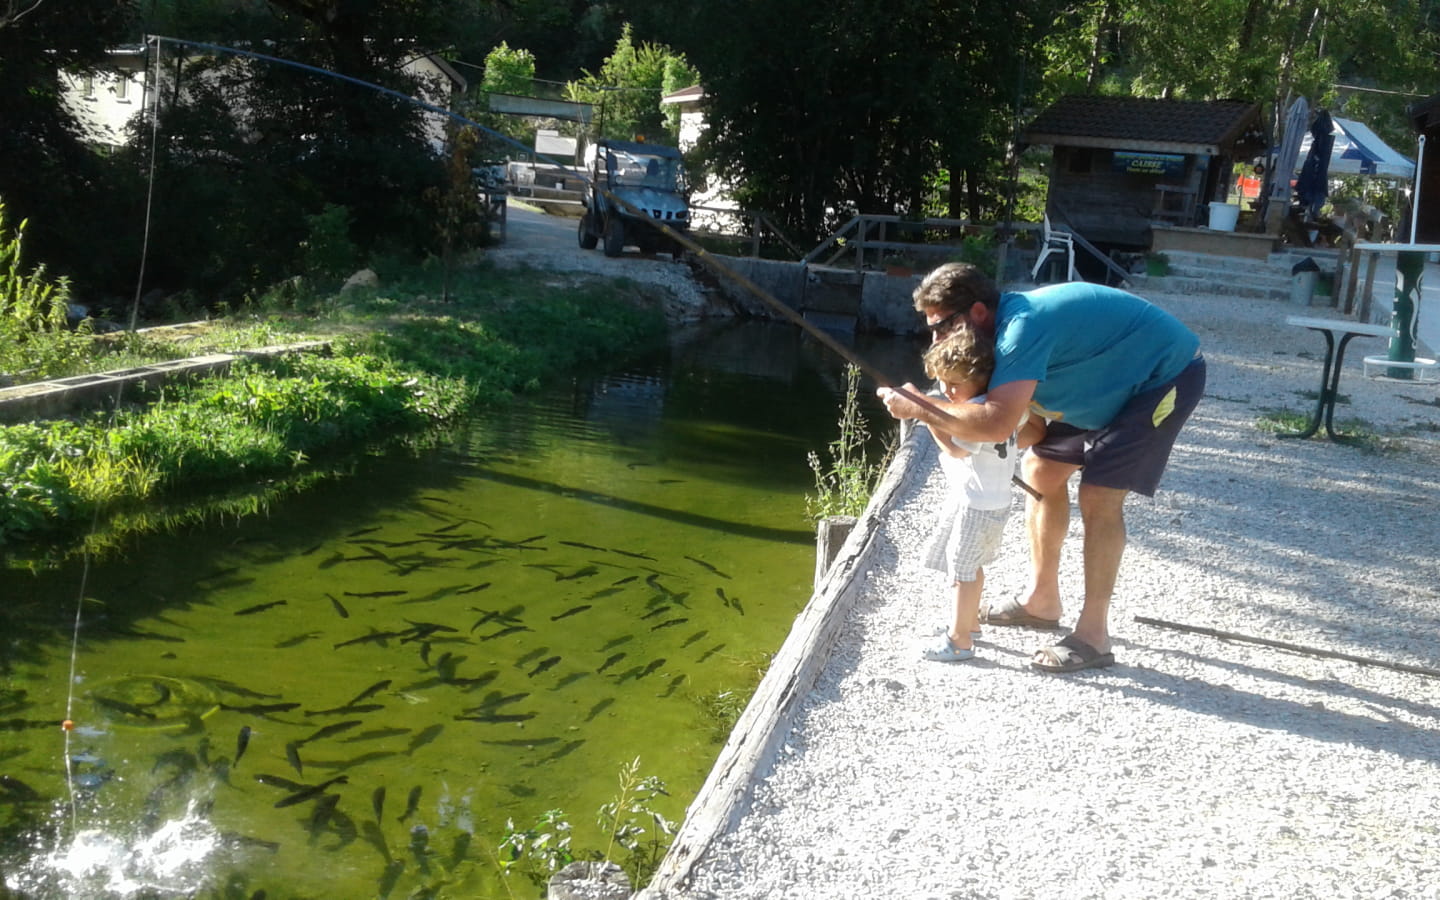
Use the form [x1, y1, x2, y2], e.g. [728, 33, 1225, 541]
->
[1022, 95, 1263, 156]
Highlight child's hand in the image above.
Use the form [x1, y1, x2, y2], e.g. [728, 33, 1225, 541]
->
[877, 383, 923, 420]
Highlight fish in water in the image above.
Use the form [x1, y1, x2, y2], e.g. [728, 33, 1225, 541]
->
[347, 526, 382, 537]
[219, 702, 301, 715]
[234, 600, 287, 616]
[333, 629, 406, 649]
[93, 696, 157, 719]
[326, 594, 350, 619]
[372, 786, 386, 820]
[639, 658, 667, 678]
[457, 583, 491, 595]
[651, 617, 689, 631]
[583, 586, 624, 602]
[347, 680, 392, 706]
[274, 631, 323, 649]
[398, 785, 422, 822]
[1, 775, 42, 801]
[559, 540, 607, 552]
[477, 625, 531, 641]
[254, 773, 307, 792]
[340, 726, 411, 744]
[682, 629, 709, 648]
[305, 703, 384, 717]
[685, 555, 732, 579]
[550, 604, 592, 622]
[407, 724, 444, 755]
[285, 742, 303, 775]
[455, 712, 535, 724]
[557, 564, 600, 580]
[235, 726, 252, 768]
[273, 775, 349, 809]
[344, 590, 407, 599]
[599, 634, 634, 651]
[299, 720, 363, 745]
[596, 652, 627, 673]
[527, 656, 562, 678]
[639, 605, 672, 621]
[609, 547, 656, 561]
[584, 698, 615, 722]
[611, 575, 639, 586]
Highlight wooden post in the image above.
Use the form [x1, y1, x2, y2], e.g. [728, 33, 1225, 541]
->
[813, 516, 857, 589]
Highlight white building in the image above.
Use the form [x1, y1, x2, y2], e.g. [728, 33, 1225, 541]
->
[60, 41, 466, 153]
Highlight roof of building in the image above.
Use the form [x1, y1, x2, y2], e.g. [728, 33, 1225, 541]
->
[660, 85, 705, 106]
[1021, 95, 1263, 156]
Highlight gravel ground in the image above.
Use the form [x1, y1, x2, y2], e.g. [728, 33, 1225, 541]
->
[666, 288, 1440, 900]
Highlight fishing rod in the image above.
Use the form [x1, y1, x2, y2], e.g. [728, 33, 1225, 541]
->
[147, 36, 1041, 500]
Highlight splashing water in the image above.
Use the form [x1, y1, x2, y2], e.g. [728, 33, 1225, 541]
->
[6, 802, 220, 899]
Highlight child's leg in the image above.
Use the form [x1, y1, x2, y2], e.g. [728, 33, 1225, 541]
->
[949, 568, 983, 650]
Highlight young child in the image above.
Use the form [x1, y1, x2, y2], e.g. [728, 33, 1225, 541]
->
[917, 327, 1043, 662]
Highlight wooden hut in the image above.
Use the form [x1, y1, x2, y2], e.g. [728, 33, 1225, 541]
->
[1021, 96, 1266, 258]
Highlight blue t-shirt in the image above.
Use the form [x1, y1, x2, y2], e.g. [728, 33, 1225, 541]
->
[990, 283, 1200, 429]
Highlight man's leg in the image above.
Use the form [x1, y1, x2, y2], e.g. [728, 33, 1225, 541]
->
[1072, 483, 1129, 652]
[1021, 453, 1079, 621]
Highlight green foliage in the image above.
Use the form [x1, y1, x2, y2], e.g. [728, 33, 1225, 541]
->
[0, 203, 94, 381]
[481, 42, 537, 96]
[654, 0, 1055, 240]
[497, 809, 575, 888]
[805, 364, 887, 521]
[0, 260, 667, 558]
[597, 756, 675, 887]
[566, 24, 699, 142]
[494, 757, 675, 892]
[300, 204, 361, 282]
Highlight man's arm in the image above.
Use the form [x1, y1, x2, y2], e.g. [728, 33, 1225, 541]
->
[878, 379, 1037, 444]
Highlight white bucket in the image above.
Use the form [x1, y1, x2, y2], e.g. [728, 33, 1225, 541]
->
[1208, 202, 1240, 232]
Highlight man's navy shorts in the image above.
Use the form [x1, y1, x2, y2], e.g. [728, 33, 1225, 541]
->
[1030, 355, 1206, 497]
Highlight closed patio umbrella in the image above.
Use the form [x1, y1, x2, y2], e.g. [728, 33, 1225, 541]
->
[1295, 109, 1334, 220]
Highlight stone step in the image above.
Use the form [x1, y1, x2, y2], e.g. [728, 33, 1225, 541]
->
[1131, 272, 1290, 301]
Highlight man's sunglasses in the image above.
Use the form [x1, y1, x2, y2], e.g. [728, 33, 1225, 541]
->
[926, 310, 964, 334]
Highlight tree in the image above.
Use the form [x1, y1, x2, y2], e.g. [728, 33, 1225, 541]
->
[627, 0, 1059, 239]
[0, 0, 137, 294]
[565, 23, 699, 142]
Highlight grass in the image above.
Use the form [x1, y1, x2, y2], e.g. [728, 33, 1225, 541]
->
[1, 258, 668, 566]
[805, 363, 892, 521]
[1254, 407, 1395, 453]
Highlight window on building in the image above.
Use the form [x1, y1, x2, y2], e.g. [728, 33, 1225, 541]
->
[113, 74, 129, 101]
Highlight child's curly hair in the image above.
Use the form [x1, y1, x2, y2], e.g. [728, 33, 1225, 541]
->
[922, 325, 994, 387]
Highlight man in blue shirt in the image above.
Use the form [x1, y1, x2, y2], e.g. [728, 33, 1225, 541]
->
[878, 263, 1205, 673]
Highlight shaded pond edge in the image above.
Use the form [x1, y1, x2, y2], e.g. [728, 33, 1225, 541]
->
[639, 421, 928, 896]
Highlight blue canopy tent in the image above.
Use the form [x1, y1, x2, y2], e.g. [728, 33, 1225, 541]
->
[1296, 116, 1416, 180]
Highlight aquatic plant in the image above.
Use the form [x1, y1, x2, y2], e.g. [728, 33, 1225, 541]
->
[806, 363, 889, 520]
[497, 808, 575, 889]
[494, 757, 676, 893]
[598, 755, 675, 886]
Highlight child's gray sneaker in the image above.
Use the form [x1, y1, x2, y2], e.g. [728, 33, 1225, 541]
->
[922, 634, 975, 662]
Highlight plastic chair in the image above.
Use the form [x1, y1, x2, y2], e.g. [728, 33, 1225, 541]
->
[1030, 214, 1078, 282]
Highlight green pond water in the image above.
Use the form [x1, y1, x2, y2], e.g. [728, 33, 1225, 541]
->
[0, 320, 922, 899]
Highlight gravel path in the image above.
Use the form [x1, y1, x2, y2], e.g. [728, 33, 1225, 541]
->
[665, 288, 1440, 900]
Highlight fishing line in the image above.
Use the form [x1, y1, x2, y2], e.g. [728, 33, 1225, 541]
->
[58, 35, 169, 833]
[150, 36, 1040, 499]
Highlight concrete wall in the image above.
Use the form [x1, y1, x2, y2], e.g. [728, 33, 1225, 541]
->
[707, 256, 923, 335]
